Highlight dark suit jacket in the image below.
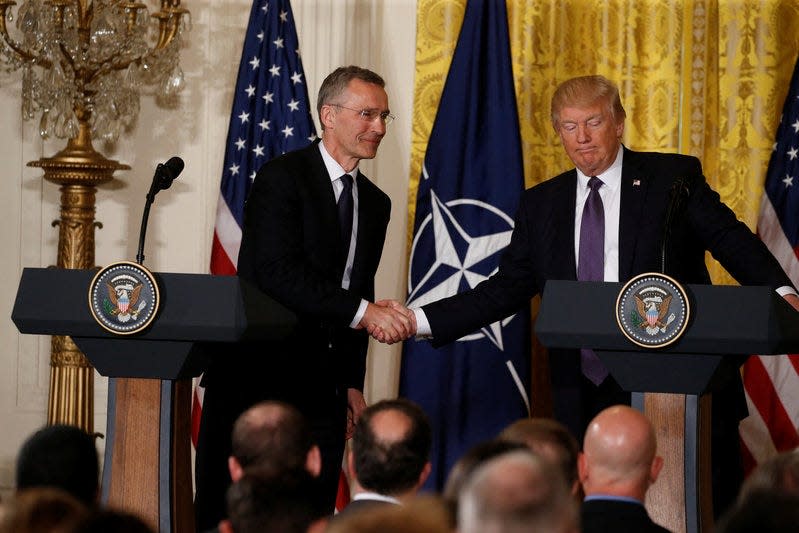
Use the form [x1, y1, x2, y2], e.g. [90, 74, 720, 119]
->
[423, 147, 793, 432]
[581, 498, 671, 533]
[195, 141, 390, 529]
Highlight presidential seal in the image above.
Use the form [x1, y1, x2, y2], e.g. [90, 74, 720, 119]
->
[615, 273, 690, 348]
[88, 261, 160, 335]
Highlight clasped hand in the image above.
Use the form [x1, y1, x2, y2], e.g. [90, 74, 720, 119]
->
[358, 300, 417, 344]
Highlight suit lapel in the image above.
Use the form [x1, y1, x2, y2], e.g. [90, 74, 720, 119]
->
[618, 147, 649, 281]
[306, 143, 346, 271]
[551, 171, 579, 280]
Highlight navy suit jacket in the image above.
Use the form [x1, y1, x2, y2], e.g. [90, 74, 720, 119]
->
[581, 499, 671, 533]
[423, 147, 793, 432]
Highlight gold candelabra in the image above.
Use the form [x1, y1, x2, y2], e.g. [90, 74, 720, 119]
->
[0, 0, 190, 433]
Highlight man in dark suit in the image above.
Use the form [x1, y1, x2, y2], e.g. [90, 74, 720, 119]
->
[336, 398, 432, 519]
[194, 66, 413, 530]
[579, 405, 670, 533]
[375, 75, 799, 515]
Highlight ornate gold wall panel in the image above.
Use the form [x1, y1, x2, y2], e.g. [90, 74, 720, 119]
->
[410, 0, 799, 284]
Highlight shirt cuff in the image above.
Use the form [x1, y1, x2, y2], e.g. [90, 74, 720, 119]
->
[349, 299, 368, 329]
[777, 285, 798, 298]
[413, 308, 432, 338]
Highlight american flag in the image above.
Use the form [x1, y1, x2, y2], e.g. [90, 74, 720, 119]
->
[192, 0, 317, 444]
[739, 54, 799, 472]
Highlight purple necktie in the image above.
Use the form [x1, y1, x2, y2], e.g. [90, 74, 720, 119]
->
[338, 174, 354, 262]
[578, 176, 609, 385]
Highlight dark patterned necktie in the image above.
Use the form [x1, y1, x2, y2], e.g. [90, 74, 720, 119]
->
[338, 174, 354, 261]
[578, 176, 609, 385]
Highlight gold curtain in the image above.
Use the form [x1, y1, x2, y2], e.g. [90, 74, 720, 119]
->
[410, 0, 799, 284]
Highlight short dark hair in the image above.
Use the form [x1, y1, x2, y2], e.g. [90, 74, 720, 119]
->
[231, 401, 313, 476]
[226, 472, 318, 533]
[353, 398, 431, 495]
[15, 425, 99, 506]
[317, 66, 385, 129]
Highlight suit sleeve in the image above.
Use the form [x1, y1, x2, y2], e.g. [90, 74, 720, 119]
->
[685, 167, 794, 289]
[423, 192, 542, 347]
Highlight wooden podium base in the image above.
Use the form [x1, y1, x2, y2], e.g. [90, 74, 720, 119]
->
[636, 392, 714, 533]
[102, 378, 194, 533]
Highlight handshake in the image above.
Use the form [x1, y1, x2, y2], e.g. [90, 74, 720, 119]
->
[358, 300, 418, 344]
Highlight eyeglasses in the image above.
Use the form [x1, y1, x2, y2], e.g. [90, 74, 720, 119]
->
[332, 104, 395, 125]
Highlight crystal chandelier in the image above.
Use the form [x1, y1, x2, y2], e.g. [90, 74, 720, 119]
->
[0, 0, 190, 143]
[0, 0, 190, 434]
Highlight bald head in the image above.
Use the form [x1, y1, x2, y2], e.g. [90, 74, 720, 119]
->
[579, 405, 662, 500]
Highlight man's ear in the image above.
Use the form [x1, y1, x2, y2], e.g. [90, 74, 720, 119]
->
[416, 461, 432, 490]
[218, 519, 234, 533]
[306, 445, 322, 478]
[320, 104, 336, 130]
[649, 455, 664, 484]
[228, 456, 244, 482]
[577, 452, 589, 484]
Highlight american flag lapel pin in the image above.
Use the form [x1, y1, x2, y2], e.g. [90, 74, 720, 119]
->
[633, 178, 641, 186]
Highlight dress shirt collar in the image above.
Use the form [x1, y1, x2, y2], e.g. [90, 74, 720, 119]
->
[352, 492, 401, 505]
[584, 494, 644, 506]
[319, 141, 358, 184]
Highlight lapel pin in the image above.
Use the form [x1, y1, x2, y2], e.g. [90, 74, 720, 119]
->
[633, 179, 641, 186]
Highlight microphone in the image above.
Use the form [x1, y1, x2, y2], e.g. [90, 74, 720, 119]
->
[660, 176, 690, 274]
[136, 156, 185, 265]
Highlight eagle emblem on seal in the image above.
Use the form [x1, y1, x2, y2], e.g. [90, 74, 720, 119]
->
[633, 291, 675, 335]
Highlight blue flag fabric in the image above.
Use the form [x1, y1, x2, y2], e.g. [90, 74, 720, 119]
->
[399, 0, 531, 490]
[210, 0, 317, 275]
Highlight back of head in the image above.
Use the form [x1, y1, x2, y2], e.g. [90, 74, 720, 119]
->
[458, 450, 578, 533]
[325, 495, 451, 533]
[0, 487, 90, 533]
[738, 449, 799, 501]
[73, 509, 155, 533]
[443, 439, 528, 503]
[16, 425, 99, 506]
[500, 418, 580, 488]
[231, 401, 312, 477]
[226, 471, 318, 533]
[352, 398, 432, 496]
[580, 405, 659, 498]
[550, 75, 626, 128]
[716, 489, 799, 533]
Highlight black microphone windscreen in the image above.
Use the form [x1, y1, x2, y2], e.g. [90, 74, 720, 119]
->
[164, 156, 185, 179]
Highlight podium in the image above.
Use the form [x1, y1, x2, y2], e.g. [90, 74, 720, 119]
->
[536, 280, 799, 533]
[12, 268, 297, 533]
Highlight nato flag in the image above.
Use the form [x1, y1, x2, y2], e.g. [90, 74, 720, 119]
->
[400, 0, 531, 490]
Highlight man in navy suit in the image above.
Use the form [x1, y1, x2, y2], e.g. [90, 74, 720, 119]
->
[195, 66, 413, 530]
[376, 75, 799, 515]
[579, 405, 670, 533]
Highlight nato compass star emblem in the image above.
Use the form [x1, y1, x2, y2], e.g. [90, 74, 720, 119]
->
[407, 188, 517, 349]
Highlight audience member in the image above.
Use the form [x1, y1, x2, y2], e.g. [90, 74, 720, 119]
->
[0, 487, 89, 533]
[339, 399, 432, 516]
[500, 418, 581, 497]
[15, 425, 99, 507]
[218, 472, 323, 533]
[74, 509, 155, 533]
[737, 449, 799, 501]
[325, 494, 451, 533]
[715, 489, 799, 533]
[228, 401, 321, 483]
[578, 405, 669, 533]
[458, 449, 578, 533]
